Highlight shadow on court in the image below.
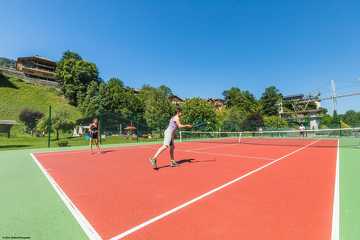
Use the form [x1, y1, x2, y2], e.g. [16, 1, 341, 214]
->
[156, 158, 216, 170]
[100, 149, 117, 154]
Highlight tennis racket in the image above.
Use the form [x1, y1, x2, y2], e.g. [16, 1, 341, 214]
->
[192, 121, 211, 129]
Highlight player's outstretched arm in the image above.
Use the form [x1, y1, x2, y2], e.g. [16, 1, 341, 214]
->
[174, 116, 192, 128]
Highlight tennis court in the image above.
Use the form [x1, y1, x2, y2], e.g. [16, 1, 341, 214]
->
[30, 129, 345, 240]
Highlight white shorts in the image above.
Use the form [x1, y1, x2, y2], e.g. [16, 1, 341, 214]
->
[163, 129, 175, 146]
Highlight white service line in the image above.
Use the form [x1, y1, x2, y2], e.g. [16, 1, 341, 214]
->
[331, 140, 340, 240]
[186, 142, 239, 151]
[184, 149, 276, 161]
[137, 142, 231, 152]
[30, 153, 103, 240]
[139, 145, 275, 161]
[33, 145, 141, 156]
[109, 139, 321, 240]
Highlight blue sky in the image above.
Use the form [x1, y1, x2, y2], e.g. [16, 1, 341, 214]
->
[1, 0, 360, 113]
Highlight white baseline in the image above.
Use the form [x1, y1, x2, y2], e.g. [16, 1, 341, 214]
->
[31, 153, 102, 240]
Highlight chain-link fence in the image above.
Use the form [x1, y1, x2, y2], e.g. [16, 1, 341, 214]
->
[2, 104, 360, 150]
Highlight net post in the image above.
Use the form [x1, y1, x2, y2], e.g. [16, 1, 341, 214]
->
[136, 121, 139, 143]
[99, 113, 102, 145]
[238, 132, 242, 143]
[339, 121, 342, 137]
[47, 105, 51, 148]
[179, 131, 183, 142]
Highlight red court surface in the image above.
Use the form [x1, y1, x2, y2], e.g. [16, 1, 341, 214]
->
[33, 138, 338, 240]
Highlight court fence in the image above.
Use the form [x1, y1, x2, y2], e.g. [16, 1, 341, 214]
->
[2, 105, 360, 149]
[179, 127, 360, 148]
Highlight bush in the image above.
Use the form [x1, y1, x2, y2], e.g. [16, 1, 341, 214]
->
[182, 98, 217, 131]
[57, 140, 69, 147]
[221, 107, 247, 131]
[19, 109, 44, 135]
[241, 112, 264, 131]
[263, 115, 288, 130]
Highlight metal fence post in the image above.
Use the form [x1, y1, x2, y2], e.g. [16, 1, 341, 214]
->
[48, 105, 51, 148]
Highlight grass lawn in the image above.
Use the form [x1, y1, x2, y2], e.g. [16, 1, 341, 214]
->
[0, 134, 162, 151]
[341, 137, 360, 240]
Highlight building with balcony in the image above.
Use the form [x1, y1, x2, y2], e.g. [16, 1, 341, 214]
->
[16, 56, 57, 81]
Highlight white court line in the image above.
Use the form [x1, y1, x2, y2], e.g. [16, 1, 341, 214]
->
[181, 138, 312, 152]
[184, 149, 276, 161]
[187, 142, 239, 151]
[30, 154, 102, 240]
[139, 145, 275, 161]
[33, 145, 143, 156]
[109, 139, 320, 240]
[331, 140, 340, 240]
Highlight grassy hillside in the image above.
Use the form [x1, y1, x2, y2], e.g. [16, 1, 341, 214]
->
[0, 73, 84, 149]
[0, 74, 159, 150]
[0, 73, 81, 121]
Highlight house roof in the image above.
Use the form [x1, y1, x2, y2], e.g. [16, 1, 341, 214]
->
[124, 126, 137, 130]
[283, 94, 304, 101]
[169, 95, 184, 102]
[17, 56, 57, 66]
[208, 98, 225, 103]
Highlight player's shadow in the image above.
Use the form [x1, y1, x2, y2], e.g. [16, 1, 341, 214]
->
[100, 149, 117, 154]
[157, 158, 216, 170]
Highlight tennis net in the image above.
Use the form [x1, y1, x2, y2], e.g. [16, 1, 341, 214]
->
[179, 127, 360, 146]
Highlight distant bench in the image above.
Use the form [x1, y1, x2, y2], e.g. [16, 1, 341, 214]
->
[0, 120, 17, 138]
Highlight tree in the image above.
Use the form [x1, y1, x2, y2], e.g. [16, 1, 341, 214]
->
[36, 111, 74, 140]
[222, 107, 247, 131]
[263, 115, 288, 129]
[99, 78, 144, 122]
[80, 78, 146, 134]
[62, 50, 82, 61]
[102, 78, 126, 112]
[223, 87, 240, 107]
[36, 115, 51, 136]
[56, 51, 99, 106]
[158, 85, 173, 97]
[19, 109, 44, 135]
[342, 110, 360, 127]
[320, 114, 333, 128]
[215, 108, 229, 131]
[52, 111, 74, 140]
[143, 89, 174, 132]
[182, 98, 217, 131]
[260, 86, 282, 116]
[241, 112, 264, 131]
[331, 110, 341, 128]
[80, 81, 101, 116]
[223, 87, 258, 113]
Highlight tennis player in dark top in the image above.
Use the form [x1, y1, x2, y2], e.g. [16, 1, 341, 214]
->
[89, 118, 101, 152]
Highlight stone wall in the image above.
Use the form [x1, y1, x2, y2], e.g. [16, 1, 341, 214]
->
[0, 67, 59, 88]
